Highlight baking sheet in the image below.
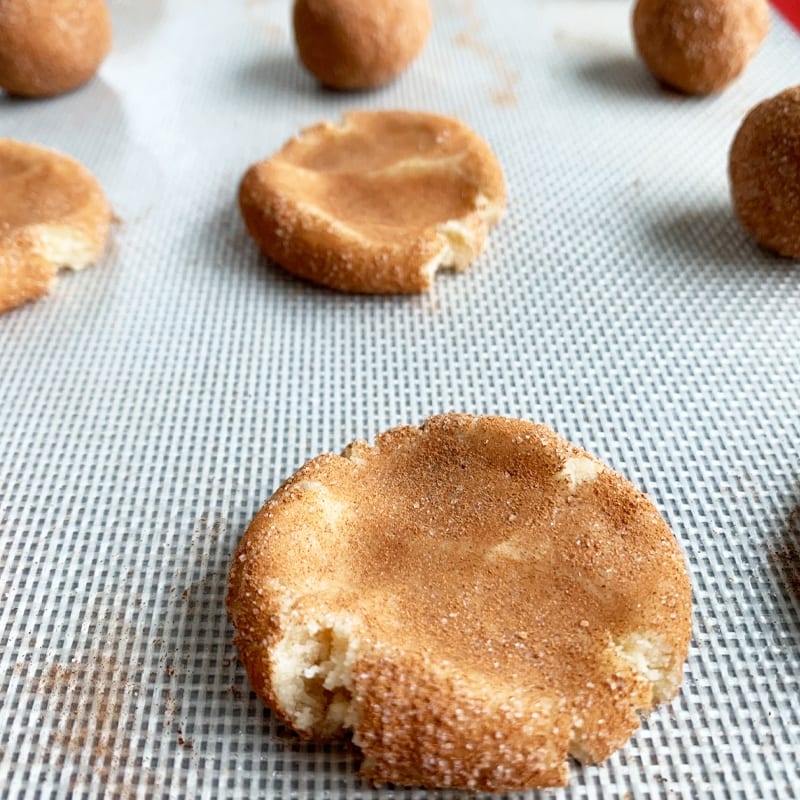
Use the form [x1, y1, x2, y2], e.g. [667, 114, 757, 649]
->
[1, 0, 799, 797]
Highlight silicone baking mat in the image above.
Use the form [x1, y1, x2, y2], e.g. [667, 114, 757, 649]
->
[2, 0, 799, 797]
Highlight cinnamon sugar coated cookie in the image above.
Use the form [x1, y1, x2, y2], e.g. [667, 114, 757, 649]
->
[633, 0, 769, 95]
[227, 414, 692, 791]
[0, 139, 110, 314]
[730, 86, 800, 258]
[0, 0, 112, 98]
[293, 0, 431, 89]
[239, 111, 506, 294]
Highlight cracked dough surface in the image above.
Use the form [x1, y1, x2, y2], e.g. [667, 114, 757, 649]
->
[238, 111, 506, 293]
[227, 414, 692, 792]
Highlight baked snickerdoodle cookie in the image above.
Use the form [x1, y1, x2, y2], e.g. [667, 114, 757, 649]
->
[0, 0, 112, 98]
[227, 414, 692, 791]
[238, 111, 506, 294]
[730, 86, 800, 258]
[0, 139, 110, 314]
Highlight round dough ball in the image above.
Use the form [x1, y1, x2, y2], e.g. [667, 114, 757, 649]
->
[729, 86, 800, 258]
[293, 0, 431, 90]
[0, 0, 112, 98]
[632, 0, 769, 95]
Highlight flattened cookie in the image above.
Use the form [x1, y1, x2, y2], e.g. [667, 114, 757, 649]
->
[227, 414, 692, 791]
[0, 0, 112, 98]
[238, 111, 506, 293]
[0, 139, 110, 314]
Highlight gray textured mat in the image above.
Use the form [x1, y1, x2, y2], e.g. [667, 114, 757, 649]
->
[1, 0, 799, 797]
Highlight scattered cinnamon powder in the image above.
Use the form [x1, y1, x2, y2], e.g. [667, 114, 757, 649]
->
[30, 655, 136, 786]
[453, 0, 520, 107]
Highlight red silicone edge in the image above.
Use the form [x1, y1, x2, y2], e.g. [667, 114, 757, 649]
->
[771, 0, 800, 32]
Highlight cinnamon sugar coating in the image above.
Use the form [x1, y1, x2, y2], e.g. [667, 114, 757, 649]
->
[293, 0, 431, 90]
[633, 0, 769, 95]
[0, 231, 54, 314]
[730, 86, 800, 258]
[0, 0, 112, 98]
[238, 111, 506, 294]
[227, 414, 692, 791]
[0, 139, 110, 314]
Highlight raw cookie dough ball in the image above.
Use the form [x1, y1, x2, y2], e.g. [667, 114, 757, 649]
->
[238, 111, 506, 294]
[293, 0, 432, 90]
[0, 0, 112, 98]
[632, 0, 770, 95]
[729, 86, 800, 258]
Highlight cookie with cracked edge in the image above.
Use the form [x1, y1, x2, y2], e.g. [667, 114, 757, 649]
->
[227, 413, 692, 791]
[238, 111, 506, 294]
[0, 139, 110, 314]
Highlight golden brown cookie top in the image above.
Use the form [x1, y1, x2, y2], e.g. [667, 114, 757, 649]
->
[0, 139, 100, 231]
[228, 414, 692, 791]
[238, 111, 506, 293]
